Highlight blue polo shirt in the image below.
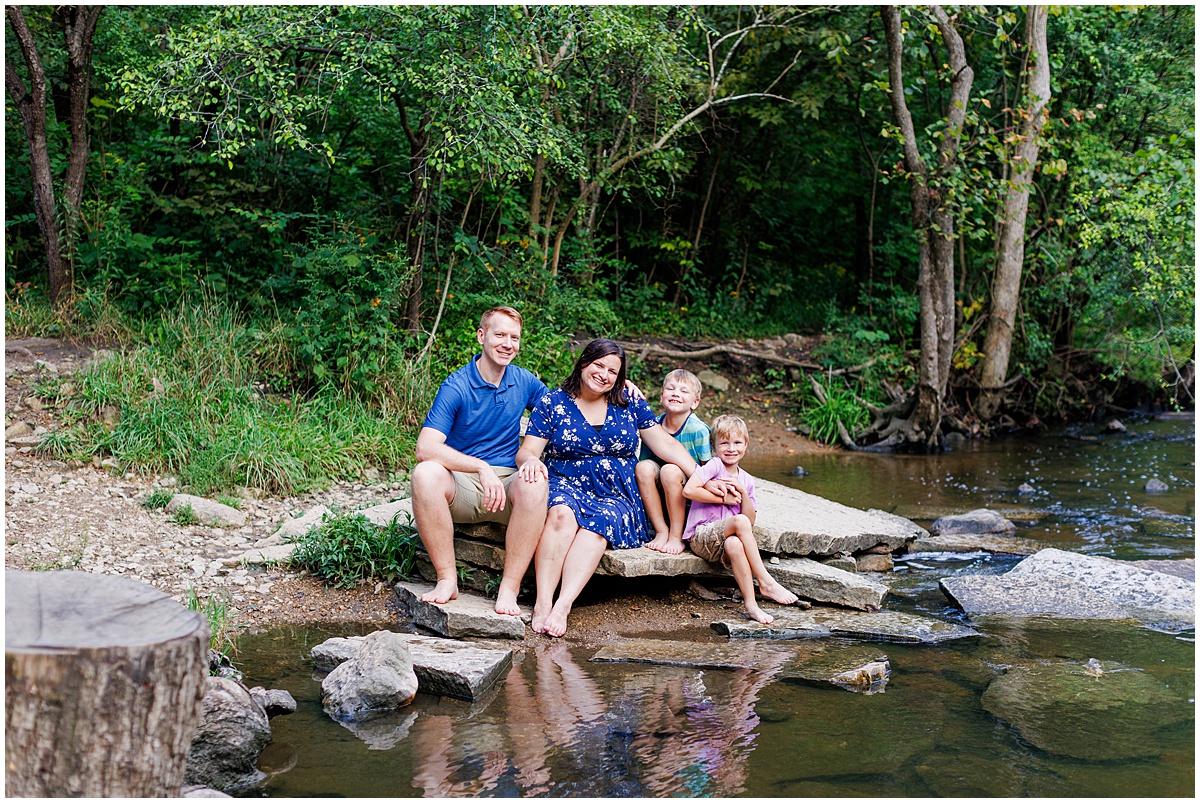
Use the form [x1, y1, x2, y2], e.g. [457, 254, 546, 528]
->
[422, 355, 548, 467]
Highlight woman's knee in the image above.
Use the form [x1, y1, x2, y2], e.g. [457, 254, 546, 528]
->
[546, 505, 577, 532]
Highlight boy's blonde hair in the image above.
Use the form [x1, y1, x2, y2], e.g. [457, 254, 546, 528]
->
[663, 368, 702, 397]
[709, 414, 749, 447]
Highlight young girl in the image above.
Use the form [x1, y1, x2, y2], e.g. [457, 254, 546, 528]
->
[682, 415, 798, 624]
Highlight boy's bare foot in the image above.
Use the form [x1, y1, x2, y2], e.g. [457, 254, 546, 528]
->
[660, 535, 685, 555]
[759, 581, 798, 606]
[645, 532, 672, 552]
[494, 586, 522, 616]
[745, 603, 775, 625]
[421, 578, 458, 604]
[543, 601, 573, 638]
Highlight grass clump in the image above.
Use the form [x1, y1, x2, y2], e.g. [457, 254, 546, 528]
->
[143, 488, 174, 509]
[800, 377, 870, 445]
[289, 511, 419, 590]
[171, 504, 200, 526]
[186, 586, 236, 658]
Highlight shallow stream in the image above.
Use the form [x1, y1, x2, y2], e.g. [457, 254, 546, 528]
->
[238, 416, 1195, 797]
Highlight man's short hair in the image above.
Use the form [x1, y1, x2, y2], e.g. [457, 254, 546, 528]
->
[479, 306, 523, 332]
[663, 368, 702, 397]
[710, 414, 749, 447]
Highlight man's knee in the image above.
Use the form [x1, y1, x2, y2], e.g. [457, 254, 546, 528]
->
[508, 473, 548, 508]
[660, 463, 684, 485]
[411, 460, 454, 503]
[635, 460, 659, 483]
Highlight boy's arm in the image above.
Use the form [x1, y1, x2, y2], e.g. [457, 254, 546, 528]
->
[684, 465, 733, 504]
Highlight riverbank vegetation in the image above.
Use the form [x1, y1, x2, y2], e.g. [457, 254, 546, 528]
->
[7, 5, 1193, 463]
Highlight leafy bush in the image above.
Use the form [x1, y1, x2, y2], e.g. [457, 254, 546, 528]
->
[288, 511, 419, 589]
[800, 377, 870, 445]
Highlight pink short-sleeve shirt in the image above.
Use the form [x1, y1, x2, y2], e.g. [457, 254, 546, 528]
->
[682, 458, 757, 540]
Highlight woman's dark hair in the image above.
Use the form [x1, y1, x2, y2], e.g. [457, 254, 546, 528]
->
[561, 338, 629, 406]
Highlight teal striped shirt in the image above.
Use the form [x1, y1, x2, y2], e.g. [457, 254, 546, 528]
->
[639, 412, 712, 465]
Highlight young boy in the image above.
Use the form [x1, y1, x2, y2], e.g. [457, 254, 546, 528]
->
[682, 414, 799, 624]
[635, 369, 712, 555]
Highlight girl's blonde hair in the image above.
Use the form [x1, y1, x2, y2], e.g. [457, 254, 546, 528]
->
[709, 414, 749, 447]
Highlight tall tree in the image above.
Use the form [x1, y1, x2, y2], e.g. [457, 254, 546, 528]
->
[5, 5, 103, 307]
[873, 5, 974, 450]
[976, 6, 1050, 420]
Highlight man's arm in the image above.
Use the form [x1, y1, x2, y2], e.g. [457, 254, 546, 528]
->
[415, 427, 508, 512]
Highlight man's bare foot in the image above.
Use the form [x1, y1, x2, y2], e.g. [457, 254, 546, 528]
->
[543, 601, 572, 638]
[531, 602, 553, 634]
[421, 578, 458, 604]
[494, 586, 523, 616]
[759, 581, 798, 606]
[745, 603, 775, 625]
[645, 532, 672, 552]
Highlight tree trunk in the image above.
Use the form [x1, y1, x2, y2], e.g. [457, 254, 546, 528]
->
[6, 7, 67, 306]
[881, 5, 974, 451]
[5, 570, 209, 797]
[977, 6, 1050, 420]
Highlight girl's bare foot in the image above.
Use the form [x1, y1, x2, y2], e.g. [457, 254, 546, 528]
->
[531, 602, 553, 634]
[645, 532, 672, 552]
[421, 578, 458, 604]
[759, 581, 798, 606]
[543, 601, 572, 638]
[745, 603, 775, 625]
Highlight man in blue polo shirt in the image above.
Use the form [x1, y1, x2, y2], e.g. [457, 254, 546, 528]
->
[411, 306, 550, 616]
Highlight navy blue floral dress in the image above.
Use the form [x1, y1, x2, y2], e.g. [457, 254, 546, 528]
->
[527, 388, 659, 548]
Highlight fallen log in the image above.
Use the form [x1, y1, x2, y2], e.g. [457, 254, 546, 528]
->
[5, 570, 209, 796]
[615, 340, 824, 371]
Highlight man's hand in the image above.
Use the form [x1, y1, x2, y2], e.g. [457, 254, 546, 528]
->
[479, 465, 508, 512]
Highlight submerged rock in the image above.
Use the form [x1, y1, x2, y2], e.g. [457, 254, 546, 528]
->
[929, 509, 1016, 536]
[908, 533, 1043, 556]
[712, 607, 978, 644]
[184, 677, 270, 794]
[395, 582, 529, 639]
[1145, 478, 1170, 493]
[590, 637, 795, 671]
[779, 645, 891, 694]
[981, 660, 1194, 760]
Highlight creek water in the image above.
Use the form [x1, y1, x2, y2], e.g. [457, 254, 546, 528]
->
[238, 416, 1195, 797]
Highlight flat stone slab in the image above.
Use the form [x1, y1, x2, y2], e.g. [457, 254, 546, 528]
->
[394, 582, 530, 640]
[224, 543, 296, 567]
[940, 574, 1131, 621]
[892, 503, 1044, 523]
[712, 607, 979, 644]
[908, 533, 1044, 556]
[769, 558, 888, 610]
[1117, 557, 1194, 580]
[596, 547, 721, 577]
[590, 637, 795, 670]
[166, 493, 247, 528]
[752, 478, 920, 556]
[779, 644, 891, 695]
[929, 508, 1016, 536]
[311, 633, 513, 699]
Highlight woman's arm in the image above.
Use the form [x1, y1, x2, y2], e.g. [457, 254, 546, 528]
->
[516, 435, 550, 482]
[639, 425, 698, 477]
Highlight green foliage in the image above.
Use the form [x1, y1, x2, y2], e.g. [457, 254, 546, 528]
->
[171, 504, 199, 526]
[800, 377, 870, 445]
[289, 511, 419, 590]
[143, 488, 173, 509]
[186, 587, 235, 657]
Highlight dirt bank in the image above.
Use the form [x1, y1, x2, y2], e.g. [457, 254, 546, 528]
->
[4, 335, 827, 645]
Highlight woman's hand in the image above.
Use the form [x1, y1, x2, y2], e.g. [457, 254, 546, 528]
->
[518, 456, 548, 482]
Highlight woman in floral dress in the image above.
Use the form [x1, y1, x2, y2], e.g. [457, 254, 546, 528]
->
[515, 339, 699, 637]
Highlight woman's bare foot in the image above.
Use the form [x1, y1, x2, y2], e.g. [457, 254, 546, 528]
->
[493, 585, 522, 616]
[543, 601, 573, 638]
[421, 578, 458, 604]
[645, 532, 672, 552]
[759, 580, 798, 606]
[745, 603, 775, 625]
[531, 602, 553, 634]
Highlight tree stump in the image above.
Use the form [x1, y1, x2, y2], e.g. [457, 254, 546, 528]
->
[5, 570, 209, 797]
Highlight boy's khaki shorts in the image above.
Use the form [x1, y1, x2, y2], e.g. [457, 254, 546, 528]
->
[688, 519, 732, 566]
[448, 466, 519, 524]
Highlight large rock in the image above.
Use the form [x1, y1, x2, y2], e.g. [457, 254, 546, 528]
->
[166, 494, 247, 528]
[907, 533, 1043, 556]
[769, 557, 888, 610]
[597, 546, 719, 578]
[247, 687, 297, 718]
[321, 630, 419, 721]
[223, 543, 295, 568]
[395, 582, 529, 639]
[941, 548, 1195, 631]
[892, 503, 1044, 523]
[1118, 557, 1194, 580]
[312, 632, 513, 699]
[184, 676, 270, 794]
[929, 508, 1016, 536]
[274, 505, 330, 539]
[981, 660, 1195, 760]
[697, 369, 730, 393]
[752, 479, 919, 556]
[779, 645, 891, 694]
[712, 606, 979, 644]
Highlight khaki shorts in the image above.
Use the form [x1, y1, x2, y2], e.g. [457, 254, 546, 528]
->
[448, 466, 519, 525]
[688, 519, 732, 566]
